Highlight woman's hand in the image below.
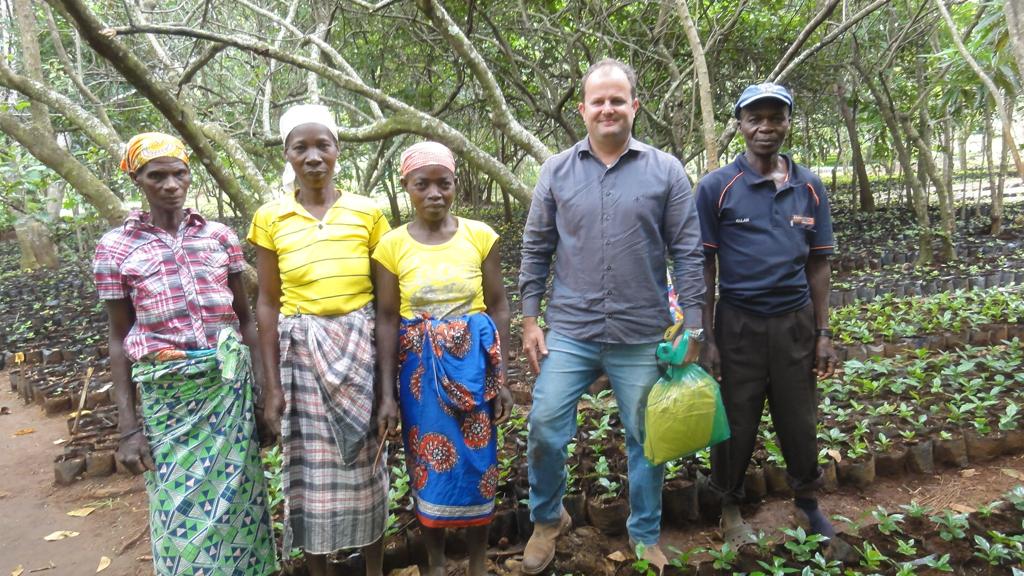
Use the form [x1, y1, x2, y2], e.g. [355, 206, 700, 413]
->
[116, 432, 155, 475]
[491, 386, 514, 425]
[376, 398, 401, 441]
[256, 389, 284, 447]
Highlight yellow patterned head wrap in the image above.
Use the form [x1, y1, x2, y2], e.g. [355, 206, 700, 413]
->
[120, 132, 189, 174]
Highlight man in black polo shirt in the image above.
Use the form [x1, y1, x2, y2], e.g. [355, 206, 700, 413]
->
[696, 82, 839, 548]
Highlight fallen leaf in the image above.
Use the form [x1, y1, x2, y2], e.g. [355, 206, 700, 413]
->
[388, 567, 419, 576]
[1001, 468, 1024, 480]
[95, 557, 110, 573]
[67, 507, 96, 517]
[13, 428, 35, 437]
[0, 491, 10, 499]
[960, 468, 979, 478]
[11, 565, 23, 576]
[826, 449, 842, 463]
[43, 530, 79, 541]
[950, 503, 976, 514]
[52, 439, 65, 445]
[607, 551, 627, 562]
[135, 556, 152, 562]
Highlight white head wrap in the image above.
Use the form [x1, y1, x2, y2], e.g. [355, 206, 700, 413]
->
[279, 104, 341, 192]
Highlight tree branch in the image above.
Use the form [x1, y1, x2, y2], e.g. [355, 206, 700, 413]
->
[104, 21, 532, 202]
[0, 59, 123, 162]
[416, 0, 552, 163]
[0, 110, 126, 224]
[50, 0, 258, 219]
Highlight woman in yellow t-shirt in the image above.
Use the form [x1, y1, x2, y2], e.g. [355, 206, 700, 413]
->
[247, 104, 390, 576]
[373, 142, 512, 576]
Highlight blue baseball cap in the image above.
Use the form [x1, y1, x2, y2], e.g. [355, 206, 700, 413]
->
[734, 83, 794, 118]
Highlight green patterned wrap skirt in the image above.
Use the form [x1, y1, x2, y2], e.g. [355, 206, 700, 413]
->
[132, 328, 277, 576]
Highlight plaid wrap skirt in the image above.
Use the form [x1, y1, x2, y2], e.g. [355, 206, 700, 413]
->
[278, 308, 388, 554]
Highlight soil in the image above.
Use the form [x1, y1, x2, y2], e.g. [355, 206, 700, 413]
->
[1, 372, 151, 576]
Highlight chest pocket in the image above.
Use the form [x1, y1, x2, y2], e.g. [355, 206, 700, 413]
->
[199, 250, 230, 286]
[121, 254, 168, 301]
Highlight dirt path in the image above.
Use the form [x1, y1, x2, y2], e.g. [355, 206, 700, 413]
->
[0, 371, 150, 576]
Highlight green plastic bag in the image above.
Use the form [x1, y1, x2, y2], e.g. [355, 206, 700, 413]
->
[643, 333, 730, 465]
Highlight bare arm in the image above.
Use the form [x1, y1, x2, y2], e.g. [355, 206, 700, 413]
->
[229, 270, 273, 445]
[481, 240, 514, 424]
[700, 255, 722, 380]
[372, 260, 401, 439]
[253, 245, 285, 441]
[807, 254, 837, 378]
[106, 299, 154, 474]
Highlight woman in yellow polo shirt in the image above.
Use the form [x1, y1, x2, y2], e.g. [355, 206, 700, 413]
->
[248, 104, 390, 576]
[373, 142, 512, 576]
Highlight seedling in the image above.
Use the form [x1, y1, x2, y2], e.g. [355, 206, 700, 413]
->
[870, 506, 904, 535]
[973, 534, 1013, 566]
[707, 542, 737, 570]
[632, 543, 657, 576]
[894, 537, 917, 556]
[781, 526, 827, 563]
[900, 501, 931, 519]
[755, 556, 797, 575]
[857, 541, 888, 570]
[930, 510, 969, 541]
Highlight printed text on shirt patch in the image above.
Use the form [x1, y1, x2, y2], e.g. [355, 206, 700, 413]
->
[790, 215, 815, 228]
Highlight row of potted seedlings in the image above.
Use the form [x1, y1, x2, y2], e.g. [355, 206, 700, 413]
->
[829, 284, 1024, 358]
[647, 488, 1024, 575]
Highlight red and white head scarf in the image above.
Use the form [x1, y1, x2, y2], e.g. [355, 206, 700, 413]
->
[399, 141, 456, 178]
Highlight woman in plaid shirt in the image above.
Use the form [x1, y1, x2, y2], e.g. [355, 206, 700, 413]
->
[93, 132, 277, 575]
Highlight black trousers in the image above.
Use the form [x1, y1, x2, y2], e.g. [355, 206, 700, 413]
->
[710, 301, 823, 505]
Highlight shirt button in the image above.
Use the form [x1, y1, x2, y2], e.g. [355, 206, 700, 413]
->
[606, 290, 613, 296]
[605, 240, 611, 245]
[605, 265, 612, 270]
[318, 223, 324, 229]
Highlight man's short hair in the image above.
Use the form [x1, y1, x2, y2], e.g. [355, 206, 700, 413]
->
[581, 58, 637, 100]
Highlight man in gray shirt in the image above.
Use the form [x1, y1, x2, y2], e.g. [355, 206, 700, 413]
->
[518, 58, 704, 573]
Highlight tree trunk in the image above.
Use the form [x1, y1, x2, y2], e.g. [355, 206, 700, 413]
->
[14, 216, 59, 270]
[674, 0, 717, 172]
[856, 60, 932, 264]
[1006, 0, 1024, 81]
[933, 0, 1024, 178]
[992, 108, 1009, 235]
[13, 0, 52, 137]
[942, 120, 954, 211]
[900, 113, 956, 261]
[984, 104, 998, 219]
[835, 81, 873, 210]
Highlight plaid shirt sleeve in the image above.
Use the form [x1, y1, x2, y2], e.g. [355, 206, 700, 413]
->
[93, 233, 128, 300]
[219, 227, 246, 274]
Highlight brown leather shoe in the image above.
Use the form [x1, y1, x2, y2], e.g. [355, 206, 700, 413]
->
[521, 507, 572, 575]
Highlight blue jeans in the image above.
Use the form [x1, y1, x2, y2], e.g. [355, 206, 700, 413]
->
[527, 330, 665, 545]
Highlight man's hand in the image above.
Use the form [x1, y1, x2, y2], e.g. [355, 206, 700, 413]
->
[521, 317, 548, 375]
[672, 331, 702, 366]
[376, 398, 401, 441]
[116, 433, 155, 475]
[256, 390, 284, 447]
[814, 336, 838, 379]
[491, 387, 514, 425]
[700, 340, 722, 381]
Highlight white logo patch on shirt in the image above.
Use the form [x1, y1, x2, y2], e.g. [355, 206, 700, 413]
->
[734, 217, 750, 223]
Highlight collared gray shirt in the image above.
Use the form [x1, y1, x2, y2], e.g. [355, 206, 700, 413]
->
[519, 137, 705, 344]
